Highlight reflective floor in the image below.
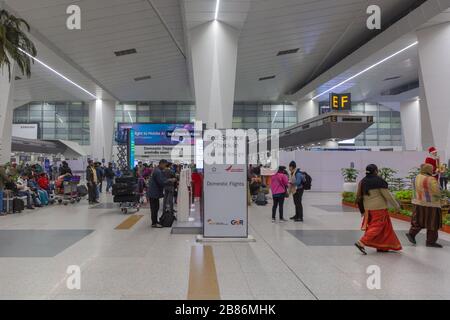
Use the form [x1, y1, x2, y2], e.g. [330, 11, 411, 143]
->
[1, 192, 450, 300]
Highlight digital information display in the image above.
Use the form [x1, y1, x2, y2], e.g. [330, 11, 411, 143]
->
[118, 123, 195, 146]
[127, 129, 136, 170]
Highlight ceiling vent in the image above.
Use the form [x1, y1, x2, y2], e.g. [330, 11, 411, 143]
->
[114, 48, 137, 57]
[277, 48, 299, 56]
[134, 75, 152, 82]
[383, 76, 401, 81]
[259, 75, 276, 81]
[381, 80, 419, 96]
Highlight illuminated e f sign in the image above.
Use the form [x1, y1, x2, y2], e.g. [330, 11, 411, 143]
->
[329, 93, 352, 111]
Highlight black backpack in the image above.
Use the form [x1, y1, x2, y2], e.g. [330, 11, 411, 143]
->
[159, 210, 176, 227]
[301, 171, 312, 190]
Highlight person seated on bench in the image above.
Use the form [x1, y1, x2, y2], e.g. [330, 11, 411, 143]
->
[28, 175, 49, 206]
[16, 174, 38, 209]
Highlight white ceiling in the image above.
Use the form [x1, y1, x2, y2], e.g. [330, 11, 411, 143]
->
[3, 0, 448, 104]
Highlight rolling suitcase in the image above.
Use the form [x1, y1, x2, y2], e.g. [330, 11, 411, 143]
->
[2, 190, 14, 214]
[77, 185, 88, 197]
[13, 198, 25, 213]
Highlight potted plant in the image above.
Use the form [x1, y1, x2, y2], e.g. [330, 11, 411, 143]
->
[378, 167, 396, 180]
[395, 190, 413, 211]
[341, 168, 359, 193]
[0, 9, 37, 81]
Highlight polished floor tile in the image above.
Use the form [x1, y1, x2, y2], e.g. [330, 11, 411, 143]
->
[1, 192, 450, 300]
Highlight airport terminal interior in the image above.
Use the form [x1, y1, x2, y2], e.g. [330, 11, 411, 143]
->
[1, 0, 450, 301]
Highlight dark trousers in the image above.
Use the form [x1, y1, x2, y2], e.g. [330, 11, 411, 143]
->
[272, 195, 285, 219]
[293, 189, 304, 220]
[87, 182, 97, 203]
[149, 197, 160, 225]
[163, 188, 174, 213]
[409, 224, 439, 245]
[440, 177, 448, 190]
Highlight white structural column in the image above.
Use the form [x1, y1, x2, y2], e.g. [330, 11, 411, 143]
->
[400, 99, 422, 151]
[417, 22, 450, 161]
[89, 99, 116, 163]
[189, 21, 239, 129]
[0, 63, 15, 164]
[297, 99, 319, 122]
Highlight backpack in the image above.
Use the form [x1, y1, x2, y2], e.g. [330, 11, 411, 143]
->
[301, 171, 312, 191]
[159, 210, 176, 227]
[255, 190, 268, 206]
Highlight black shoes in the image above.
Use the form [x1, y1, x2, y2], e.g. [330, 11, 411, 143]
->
[294, 218, 303, 222]
[355, 242, 367, 255]
[151, 223, 163, 228]
[289, 216, 296, 220]
[405, 233, 416, 245]
[426, 243, 443, 248]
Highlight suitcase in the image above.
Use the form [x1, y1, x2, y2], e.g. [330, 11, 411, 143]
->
[77, 185, 88, 197]
[115, 177, 137, 184]
[159, 210, 176, 227]
[113, 194, 140, 203]
[13, 198, 25, 213]
[2, 190, 14, 214]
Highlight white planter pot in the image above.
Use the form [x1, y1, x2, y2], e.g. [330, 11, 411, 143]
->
[343, 182, 357, 193]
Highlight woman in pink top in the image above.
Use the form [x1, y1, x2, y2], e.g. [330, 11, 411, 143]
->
[270, 166, 289, 222]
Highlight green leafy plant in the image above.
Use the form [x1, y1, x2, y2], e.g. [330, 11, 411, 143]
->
[378, 167, 397, 182]
[399, 209, 412, 217]
[390, 177, 406, 192]
[0, 9, 36, 81]
[342, 192, 356, 203]
[341, 168, 359, 183]
[395, 190, 413, 201]
[406, 167, 420, 181]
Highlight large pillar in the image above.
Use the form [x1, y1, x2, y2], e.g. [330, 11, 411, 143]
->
[417, 22, 450, 162]
[0, 62, 15, 164]
[89, 99, 116, 163]
[297, 99, 319, 122]
[190, 21, 239, 129]
[400, 99, 422, 151]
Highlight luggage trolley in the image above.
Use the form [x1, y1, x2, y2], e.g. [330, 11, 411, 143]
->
[57, 176, 81, 205]
[112, 176, 141, 214]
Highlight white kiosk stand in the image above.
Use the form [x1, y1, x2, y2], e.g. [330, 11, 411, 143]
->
[197, 130, 255, 242]
[176, 168, 192, 222]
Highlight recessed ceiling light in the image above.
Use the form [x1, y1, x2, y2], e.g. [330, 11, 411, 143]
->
[18, 47, 98, 99]
[312, 41, 418, 100]
[214, 0, 220, 20]
[134, 75, 152, 82]
[277, 48, 300, 56]
[259, 75, 276, 81]
[114, 48, 137, 57]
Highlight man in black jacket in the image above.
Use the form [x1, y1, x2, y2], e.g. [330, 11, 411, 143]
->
[147, 159, 173, 228]
[86, 160, 98, 205]
[104, 162, 115, 193]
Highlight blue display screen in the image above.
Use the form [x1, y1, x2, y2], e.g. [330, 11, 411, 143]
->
[118, 123, 195, 146]
[128, 129, 135, 170]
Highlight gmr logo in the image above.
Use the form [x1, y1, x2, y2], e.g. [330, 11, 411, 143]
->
[231, 220, 244, 225]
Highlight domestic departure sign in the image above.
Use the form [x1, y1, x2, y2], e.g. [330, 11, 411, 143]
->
[330, 93, 352, 111]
